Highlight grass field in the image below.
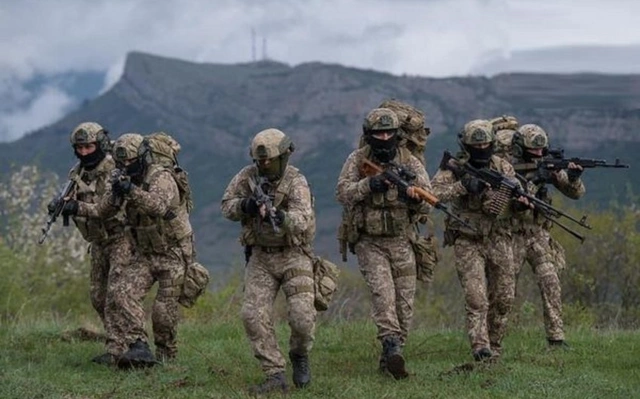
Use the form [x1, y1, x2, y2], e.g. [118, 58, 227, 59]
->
[1, 318, 639, 399]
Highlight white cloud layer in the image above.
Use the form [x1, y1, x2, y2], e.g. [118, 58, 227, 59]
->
[1, 0, 639, 140]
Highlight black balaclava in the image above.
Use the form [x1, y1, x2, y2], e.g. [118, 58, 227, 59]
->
[466, 145, 493, 168]
[75, 146, 106, 170]
[125, 158, 145, 184]
[367, 131, 398, 163]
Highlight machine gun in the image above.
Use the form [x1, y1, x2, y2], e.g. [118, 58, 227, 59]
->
[441, 150, 591, 242]
[39, 179, 77, 244]
[360, 158, 477, 232]
[250, 176, 280, 233]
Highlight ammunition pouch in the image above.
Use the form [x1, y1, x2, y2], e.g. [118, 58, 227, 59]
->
[410, 234, 439, 283]
[178, 262, 211, 308]
[312, 256, 340, 311]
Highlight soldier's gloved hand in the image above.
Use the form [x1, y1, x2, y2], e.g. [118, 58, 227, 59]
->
[272, 209, 287, 227]
[112, 179, 133, 196]
[369, 175, 389, 193]
[241, 198, 260, 215]
[461, 175, 486, 195]
[61, 200, 79, 216]
[47, 198, 60, 214]
[566, 165, 583, 182]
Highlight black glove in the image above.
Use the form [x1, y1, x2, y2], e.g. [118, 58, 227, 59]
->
[461, 175, 486, 195]
[272, 209, 286, 227]
[567, 167, 583, 182]
[241, 198, 260, 215]
[61, 200, 79, 216]
[112, 179, 132, 196]
[47, 198, 60, 214]
[369, 175, 389, 193]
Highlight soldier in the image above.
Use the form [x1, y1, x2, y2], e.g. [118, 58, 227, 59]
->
[509, 124, 585, 348]
[335, 108, 432, 379]
[48, 122, 130, 365]
[221, 128, 316, 394]
[66, 133, 193, 368]
[431, 119, 526, 361]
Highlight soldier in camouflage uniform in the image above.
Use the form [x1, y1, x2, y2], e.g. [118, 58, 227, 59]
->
[431, 120, 526, 361]
[508, 124, 585, 347]
[221, 128, 316, 394]
[335, 108, 432, 379]
[49, 122, 131, 365]
[70, 133, 193, 368]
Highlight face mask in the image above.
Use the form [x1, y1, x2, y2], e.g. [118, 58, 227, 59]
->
[466, 145, 493, 168]
[125, 158, 145, 179]
[75, 146, 105, 169]
[367, 133, 398, 163]
[257, 155, 287, 182]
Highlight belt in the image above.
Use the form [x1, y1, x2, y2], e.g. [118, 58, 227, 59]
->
[257, 246, 288, 254]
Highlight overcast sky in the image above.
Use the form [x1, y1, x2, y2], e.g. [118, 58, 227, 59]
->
[1, 0, 639, 142]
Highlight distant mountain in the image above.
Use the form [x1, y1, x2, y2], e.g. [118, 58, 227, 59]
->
[1, 51, 637, 268]
[472, 44, 640, 76]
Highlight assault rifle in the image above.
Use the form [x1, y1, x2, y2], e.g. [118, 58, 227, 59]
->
[361, 158, 476, 232]
[39, 179, 77, 244]
[250, 176, 280, 233]
[108, 168, 127, 207]
[541, 148, 629, 171]
[441, 151, 591, 242]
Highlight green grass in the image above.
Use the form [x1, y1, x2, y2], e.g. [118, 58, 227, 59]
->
[1, 318, 639, 399]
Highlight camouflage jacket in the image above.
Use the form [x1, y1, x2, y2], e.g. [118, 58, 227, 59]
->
[510, 155, 586, 229]
[220, 164, 315, 248]
[431, 154, 521, 237]
[77, 164, 192, 255]
[69, 154, 126, 243]
[335, 146, 432, 238]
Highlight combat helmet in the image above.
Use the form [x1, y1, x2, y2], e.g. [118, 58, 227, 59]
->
[70, 122, 111, 152]
[112, 133, 145, 178]
[489, 115, 519, 133]
[458, 119, 495, 167]
[513, 124, 549, 159]
[250, 128, 295, 181]
[69, 122, 111, 168]
[362, 108, 400, 163]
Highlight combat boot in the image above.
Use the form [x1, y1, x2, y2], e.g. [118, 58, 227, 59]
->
[248, 372, 288, 395]
[91, 353, 117, 366]
[117, 339, 157, 369]
[382, 335, 408, 380]
[289, 351, 311, 388]
[547, 339, 570, 350]
[472, 347, 493, 361]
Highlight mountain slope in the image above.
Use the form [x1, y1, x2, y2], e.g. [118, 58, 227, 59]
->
[1, 51, 637, 267]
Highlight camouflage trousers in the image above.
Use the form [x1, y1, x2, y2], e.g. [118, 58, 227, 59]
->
[105, 246, 185, 358]
[89, 234, 133, 352]
[241, 246, 316, 376]
[453, 234, 517, 355]
[514, 227, 564, 341]
[354, 235, 416, 344]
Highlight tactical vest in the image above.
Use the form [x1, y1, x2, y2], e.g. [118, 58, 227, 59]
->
[445, 155, 513, 237]
[128, 164, 193, 254]
[70, 155, 125, 243]
[353, 146, 416, 238]
[240, 165, 316, 248]
[511, 160, 552, 229]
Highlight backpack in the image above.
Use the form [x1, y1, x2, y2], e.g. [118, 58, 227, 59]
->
[378, 99, 430, 166]
[141, 132, 194, 213]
